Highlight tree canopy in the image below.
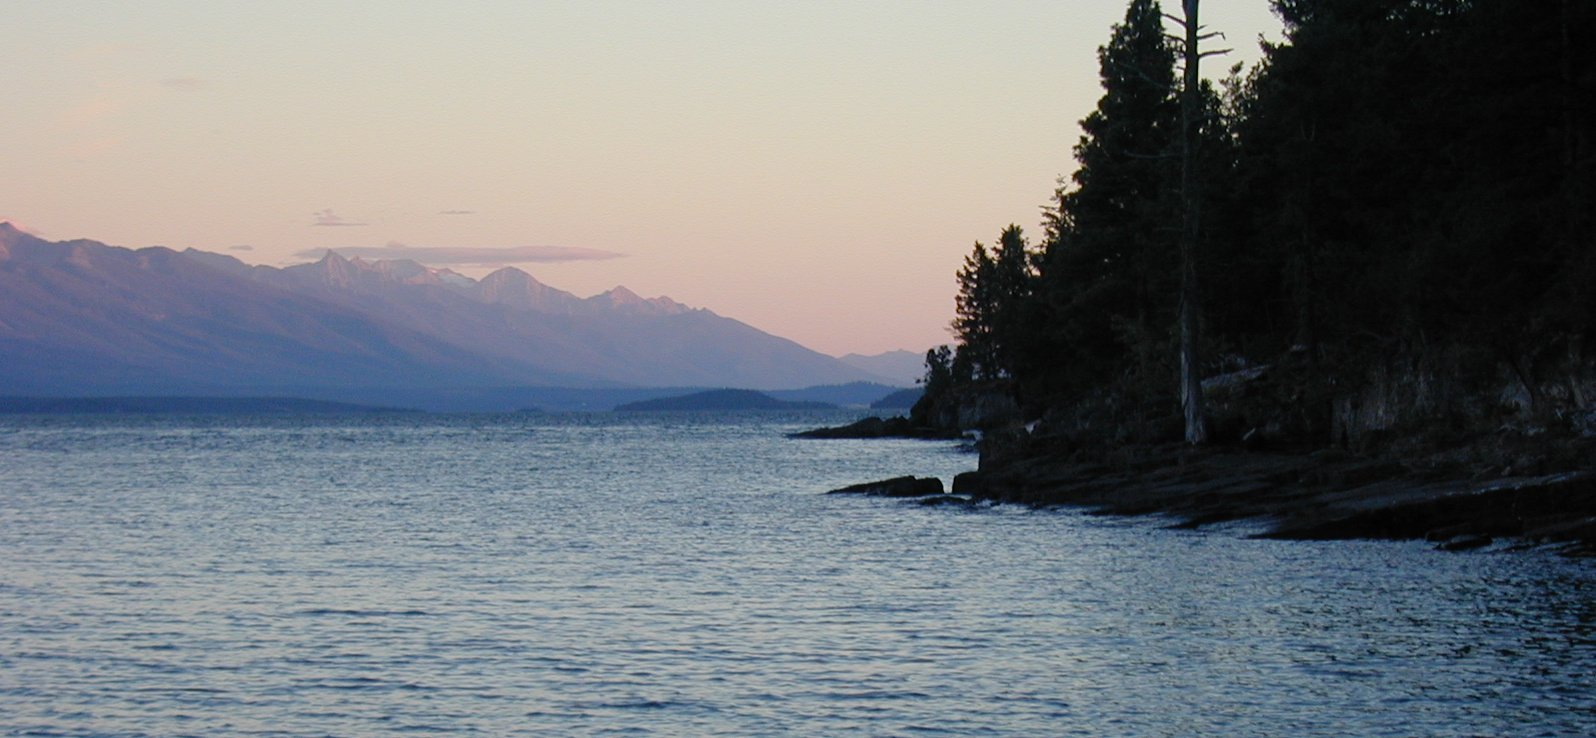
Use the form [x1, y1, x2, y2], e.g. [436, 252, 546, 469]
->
[927, 0, 1596, 447]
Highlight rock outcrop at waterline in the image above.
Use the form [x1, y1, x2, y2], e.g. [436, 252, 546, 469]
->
[792, 385, 1017, 439]
[826, 476, 946, 498]
[814, 352, 1596, 553]
[950, 440, 1596, 555]
[826, 476, 983, 508]
[789, 416, 956, 439]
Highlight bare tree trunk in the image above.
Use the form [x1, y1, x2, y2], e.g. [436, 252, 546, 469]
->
[1560, 0, 1576, 174]
[1559, 0, 1590, 410]
[1178, 0, 1207, 445]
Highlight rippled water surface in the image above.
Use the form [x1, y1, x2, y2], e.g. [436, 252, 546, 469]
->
[3, 412, 1594, 736]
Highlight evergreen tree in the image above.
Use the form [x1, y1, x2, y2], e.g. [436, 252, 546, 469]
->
[952, 240, 999, 380]
[911, 345, 956, 428]
[953, 225, 1035, 383]
[1031, 0, 1180, 402]
[1226, 0, 1595, 429]
[951, 0, 1594, 445]
[988, 224, 1035, 380]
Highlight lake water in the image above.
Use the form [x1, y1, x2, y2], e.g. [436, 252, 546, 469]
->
[2, 412, 1594, 737]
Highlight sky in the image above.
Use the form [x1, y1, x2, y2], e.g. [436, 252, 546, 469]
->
[1, 1, 1283, 357]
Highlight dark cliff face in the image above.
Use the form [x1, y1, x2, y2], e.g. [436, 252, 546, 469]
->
[911, 382, 1022, 434]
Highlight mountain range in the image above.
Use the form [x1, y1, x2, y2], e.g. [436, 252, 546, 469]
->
[0, 223, 899, 400]
[836, 349, 926, 386]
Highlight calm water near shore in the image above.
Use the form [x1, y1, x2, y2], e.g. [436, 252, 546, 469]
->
[3, 412, 1594, 736]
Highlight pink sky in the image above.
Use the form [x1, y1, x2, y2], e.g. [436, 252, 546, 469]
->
[0, 1, 1280, 357]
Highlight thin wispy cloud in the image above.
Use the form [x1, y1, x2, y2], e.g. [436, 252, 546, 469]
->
[311, 209, 366, 227]
[228, 244, 254, 251]
[293, 241, 625, 265]
[439, 209, 476, 216]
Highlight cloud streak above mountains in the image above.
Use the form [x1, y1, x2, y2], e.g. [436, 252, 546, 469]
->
[293, 242, 626, 265]
[311, 209, 366, 227]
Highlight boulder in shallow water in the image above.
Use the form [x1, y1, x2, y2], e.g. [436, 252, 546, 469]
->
[826, 476, 945, 497]
[952, 470, 985, 495]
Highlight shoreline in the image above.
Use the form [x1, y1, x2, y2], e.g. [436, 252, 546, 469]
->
[813, 417, 1596, 555]
[957, 445, 1596, 555]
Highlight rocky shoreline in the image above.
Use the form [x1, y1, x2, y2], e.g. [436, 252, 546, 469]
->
[962, 444, 1596, 554]
[788, 415, 960, 440]
[816, 419, 1596, 556]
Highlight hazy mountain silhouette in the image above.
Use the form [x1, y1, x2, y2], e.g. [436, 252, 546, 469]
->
[838, 349, 926, 386]
[613, 388, 834, 412]
[0, 223, 893, 395]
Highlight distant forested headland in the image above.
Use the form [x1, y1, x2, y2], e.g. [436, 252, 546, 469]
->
[917, 0, 1595, 453]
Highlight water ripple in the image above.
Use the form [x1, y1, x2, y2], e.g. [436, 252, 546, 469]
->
[3, 412, 1594, 736]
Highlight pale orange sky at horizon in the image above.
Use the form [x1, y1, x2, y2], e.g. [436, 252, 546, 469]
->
[1, 1, 1281, 357]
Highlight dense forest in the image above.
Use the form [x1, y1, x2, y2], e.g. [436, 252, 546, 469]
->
[918, 0, 1595, 453]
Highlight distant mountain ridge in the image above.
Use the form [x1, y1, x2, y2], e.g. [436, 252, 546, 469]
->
[613, 389, 834, 412]
[0, 223, 894, 396]
[839, 349, 926, 386]
[0, 396, 411, 415]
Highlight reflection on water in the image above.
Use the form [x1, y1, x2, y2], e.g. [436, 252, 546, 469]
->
[2, 413, 1593, 736]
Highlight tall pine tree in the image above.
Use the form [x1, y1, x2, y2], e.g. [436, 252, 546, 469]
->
[952, 240, 1000, 380]
[1032, 0, 1180, 403]
[954, 225, 1035, 383]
